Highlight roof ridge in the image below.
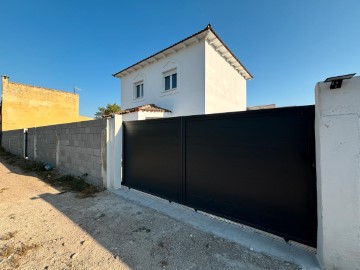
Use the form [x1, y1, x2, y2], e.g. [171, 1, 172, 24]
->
[115, 104, 172, 115]
[112, 24, 253, 79]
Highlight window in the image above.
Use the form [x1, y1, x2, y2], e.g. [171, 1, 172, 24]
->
[164, 70, 177, 91]
[134, 82, 144, 99]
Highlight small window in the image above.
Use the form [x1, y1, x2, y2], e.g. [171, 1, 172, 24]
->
[172, 73, 177, 89]
[165, 76, 171, 90]
[163, 70, 177, 91]
[134, 82, 144, 99]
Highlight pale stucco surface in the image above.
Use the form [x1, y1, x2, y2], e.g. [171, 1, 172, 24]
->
[204, 40, 246, 114]
[315, 76, 360, 269]
[1, 76, 91, 131]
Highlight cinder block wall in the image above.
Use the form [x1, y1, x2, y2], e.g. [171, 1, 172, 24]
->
[28, 126, 58, 166]
[1, 119, 107, 187]
[1, 129, 24, 157]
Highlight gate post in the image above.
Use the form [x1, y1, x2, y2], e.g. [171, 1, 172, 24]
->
[315, 76, 360, 269]
[106, 114, 123, 189]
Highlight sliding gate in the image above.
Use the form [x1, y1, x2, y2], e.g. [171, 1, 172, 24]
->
[123, 106, 317, 247]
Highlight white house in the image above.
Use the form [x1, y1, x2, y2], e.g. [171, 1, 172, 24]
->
[113, 24, 252, 120]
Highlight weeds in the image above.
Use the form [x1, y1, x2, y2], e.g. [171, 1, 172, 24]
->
[56, 174, 100, 198]
[0, 241, 38, 268]
[0, 147, 101, 198]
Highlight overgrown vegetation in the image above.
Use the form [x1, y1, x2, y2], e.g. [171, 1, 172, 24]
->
[0, 147, 102, 198]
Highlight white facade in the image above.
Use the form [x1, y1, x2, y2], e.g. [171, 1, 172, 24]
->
[120, 42, 206, 117]
[114, 25, 251, 119]
[204, 40, 247, 114]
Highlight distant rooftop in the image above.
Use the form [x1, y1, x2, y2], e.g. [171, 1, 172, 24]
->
[247, 104, 276, 111]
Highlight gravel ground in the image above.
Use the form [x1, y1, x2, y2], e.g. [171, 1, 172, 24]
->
[0, 158, 301, 270]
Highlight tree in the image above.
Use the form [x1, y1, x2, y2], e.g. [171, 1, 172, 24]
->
[94, 103, 121, 118]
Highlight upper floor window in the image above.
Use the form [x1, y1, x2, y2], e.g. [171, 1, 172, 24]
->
[134, 81, 144, 99]
[164, 69, 177, 91]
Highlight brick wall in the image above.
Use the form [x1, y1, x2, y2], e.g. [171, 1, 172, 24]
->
[1, 119, 107, 187]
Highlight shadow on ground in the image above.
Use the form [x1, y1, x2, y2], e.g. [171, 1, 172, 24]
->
[0, 155, 300, 270]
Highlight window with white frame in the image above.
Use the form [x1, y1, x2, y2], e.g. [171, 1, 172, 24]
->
[134, 81, 144, 99]
[163, 69, 177, 91]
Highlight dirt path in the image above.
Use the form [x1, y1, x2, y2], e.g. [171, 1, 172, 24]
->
[0, 158, 300, 270]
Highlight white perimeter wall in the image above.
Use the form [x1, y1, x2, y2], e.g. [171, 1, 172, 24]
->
[120, 42, 205, 117]
[315, 76, 360, 269]
[122, 111, 170, 121]
[204, 41, 247, 114]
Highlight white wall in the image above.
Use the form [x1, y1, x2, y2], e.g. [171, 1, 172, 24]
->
[106, 115, 122, 189]
[122, 111, 170, 122]
[204, 41, 246, 114]
[121, 42, 206, 117]
[122, 112, 140, 122]
[315, 76, 360, 269]
[137, 111, 170, 120]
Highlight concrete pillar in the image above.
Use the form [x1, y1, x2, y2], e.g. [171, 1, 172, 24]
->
[106, 115, 123, 189]
[315, 76, 360, 269]
[33, 129, 37, 160]
[23, 128, 28, 159]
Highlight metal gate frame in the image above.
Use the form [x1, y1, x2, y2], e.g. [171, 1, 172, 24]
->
[122, 106, 317, 247]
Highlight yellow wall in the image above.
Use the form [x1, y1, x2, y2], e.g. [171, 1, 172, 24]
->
[1, 76, 92, 131]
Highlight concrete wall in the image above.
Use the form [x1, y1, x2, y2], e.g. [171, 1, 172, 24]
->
[1, 129, 25, 157]
[204, 40, 247, 114]
[2, 119, 107, 187]
[1, 76, 91, 131]
[315, 76, 360, 269]
[120, 41, 206, 117]
[106, 115, 122, 189]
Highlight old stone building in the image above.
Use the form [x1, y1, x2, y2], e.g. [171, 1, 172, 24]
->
[1, 75, 91, 131]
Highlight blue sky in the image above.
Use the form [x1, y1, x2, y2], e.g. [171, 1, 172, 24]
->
[0, 0, 359, 117]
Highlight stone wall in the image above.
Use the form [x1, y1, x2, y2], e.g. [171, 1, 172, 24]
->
[1, 119, 107, 187]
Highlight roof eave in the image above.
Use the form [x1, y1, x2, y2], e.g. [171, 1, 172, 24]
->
[207, 25, 253, 80]
[112, 25, 211, 78]
[113, 24, 253, 80]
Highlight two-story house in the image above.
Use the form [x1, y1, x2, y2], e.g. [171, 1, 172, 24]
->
[113, 24, 252, 120]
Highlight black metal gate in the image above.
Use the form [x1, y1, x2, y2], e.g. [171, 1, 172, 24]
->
[123, 106, 317, 247]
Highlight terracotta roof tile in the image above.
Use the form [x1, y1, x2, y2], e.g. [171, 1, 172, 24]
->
[118, 104, 171, 114]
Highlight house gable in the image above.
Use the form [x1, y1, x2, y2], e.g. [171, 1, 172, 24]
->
[116, 24, 251, 117]
[113, 24, 252, 80]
